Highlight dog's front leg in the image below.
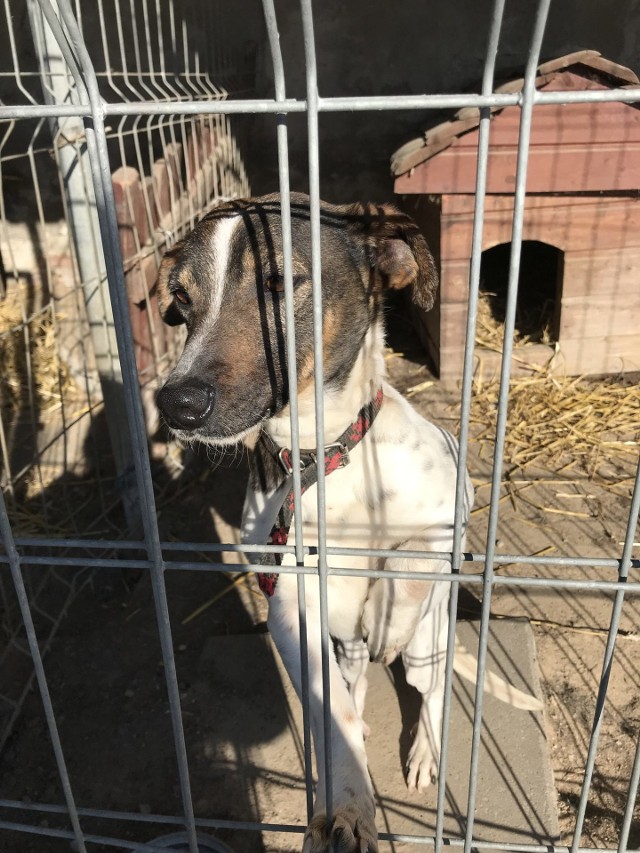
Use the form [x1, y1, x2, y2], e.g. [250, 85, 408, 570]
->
[361, 538, 452, 792]
[268, 578, 377, 853]
[335, 639, 371, 738]
[402, 594, 449, 792]
[361, 537, 450, 666]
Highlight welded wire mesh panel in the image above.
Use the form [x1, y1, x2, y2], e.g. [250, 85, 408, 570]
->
[0, 1, 638, 853]
[0, 0, 249, 762]
[0, 0, 250, 528]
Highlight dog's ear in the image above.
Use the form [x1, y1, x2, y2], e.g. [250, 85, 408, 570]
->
[156, 240, 186, 326]
[349, 203, 438, 311]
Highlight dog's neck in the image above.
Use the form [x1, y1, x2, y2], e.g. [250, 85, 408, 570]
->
[265, 321, 387, 450]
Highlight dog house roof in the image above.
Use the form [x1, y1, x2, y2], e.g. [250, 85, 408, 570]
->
[392, 51, 640, 194]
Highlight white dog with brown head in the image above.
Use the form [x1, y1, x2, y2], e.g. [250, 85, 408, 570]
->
[156, 193, 537, 853]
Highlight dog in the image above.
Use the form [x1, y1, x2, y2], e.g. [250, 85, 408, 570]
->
[155, 193, 540, 853]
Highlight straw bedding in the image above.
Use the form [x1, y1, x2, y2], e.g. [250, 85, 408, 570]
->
[0, 281, 71, 415]
[468, 291, 639, 476]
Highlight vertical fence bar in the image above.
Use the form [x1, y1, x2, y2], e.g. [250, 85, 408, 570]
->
[299, 0, 334, 821]
[261, 0, 314, 821]
[435, 1, 505, 849]
[0, 487, 88, 853]
[571, 459, 640, 853]
[463, 3, 552, 851]
[36, 2, 199, 851]
[260, 0, 305, 604]
[618, 727, 640, 853]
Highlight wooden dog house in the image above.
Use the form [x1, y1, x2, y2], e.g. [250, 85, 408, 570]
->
[392, 51, 640, 380]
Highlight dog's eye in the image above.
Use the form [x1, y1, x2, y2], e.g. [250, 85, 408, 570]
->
[264, 274, 308, 293]
[265, 274, 285, 293]
[171, 287, 191, 306]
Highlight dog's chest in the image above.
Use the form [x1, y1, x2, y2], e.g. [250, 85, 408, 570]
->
[241, 455, 393, 551]
[242, 432, 454, 552]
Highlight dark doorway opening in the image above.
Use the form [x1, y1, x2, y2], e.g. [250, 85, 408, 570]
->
[479, 241, 564, 343]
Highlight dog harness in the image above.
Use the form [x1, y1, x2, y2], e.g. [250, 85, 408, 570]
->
[256, 388, 384, 597]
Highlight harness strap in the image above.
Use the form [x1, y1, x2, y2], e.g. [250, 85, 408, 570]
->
[256, 388, 384, 596]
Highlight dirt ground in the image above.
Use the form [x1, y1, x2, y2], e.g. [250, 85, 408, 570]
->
[1, 305, 639, 852]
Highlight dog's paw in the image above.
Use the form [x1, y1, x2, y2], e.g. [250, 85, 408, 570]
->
[406, 727, 439, 793]
[303, 805, 377, 853]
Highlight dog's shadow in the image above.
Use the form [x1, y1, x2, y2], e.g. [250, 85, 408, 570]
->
[388, 655, 422, 772]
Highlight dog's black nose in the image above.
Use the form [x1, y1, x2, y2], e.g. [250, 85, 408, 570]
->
[157, 380, 215, 430]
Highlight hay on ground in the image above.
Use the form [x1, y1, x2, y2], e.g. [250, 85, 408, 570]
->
[469, 370, 638, 474]
[467, 290, 639, 475]
[475, 287, 555, 350]
[0, 280, 72, 414]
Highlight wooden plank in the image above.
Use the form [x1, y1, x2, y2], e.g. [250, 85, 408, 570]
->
[186, 126, 201, 179]
[127, 297, 147, 377]
[493, 71, 557, 96]
[122, 246, 161, 306]
[439, 333, 640, 378]
[440, 217, 475, 263]
[578, 55, 639, 85]
[130, 250, 169, 381]
[130, 243, 175, 366]
[396, 73, 640, 194]
[437, 347, 465, 381]
[537, 50, 601, 76]
[112, 165, 148, 263]
[443, 193, 635, 215]
[560, 291, 640, 339]
[453, 98, 640, 149]
[562, 248, 640, 298]
[124, 260, 147, 304]
[438, 343, 557, 381]
[396, 139, 640, 194]
[142, 176, 159, 231]
[188, 156, 217, 211]
[441, 195, 640, 253]
[152, 159, 171, 219]
[392, 134, 430, 164]
[391, 136, 452, 177]
[440, 258, 471, 303]
[201, 125, 214, 158]
[554, 335, 640, 374]
[164, 142, 183, 196]
[439, 301, 469, 350]
[201, 161, 215, 208]
[393, 64, 640, 179]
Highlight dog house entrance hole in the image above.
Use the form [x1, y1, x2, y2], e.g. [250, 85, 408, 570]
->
[479, 241, 563, 344]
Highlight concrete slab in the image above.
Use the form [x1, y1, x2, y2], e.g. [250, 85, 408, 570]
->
[195, 619, 559, 853]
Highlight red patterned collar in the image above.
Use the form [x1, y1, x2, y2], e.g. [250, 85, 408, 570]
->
[273, 387, 385, 477]
[256, 387, 384, 597]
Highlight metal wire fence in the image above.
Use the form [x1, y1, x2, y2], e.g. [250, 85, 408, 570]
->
[0, 0, 248, 760]
[0, 0, 639, 852]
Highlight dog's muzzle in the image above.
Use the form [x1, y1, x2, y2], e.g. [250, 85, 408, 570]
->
[156, 379, 215, 431]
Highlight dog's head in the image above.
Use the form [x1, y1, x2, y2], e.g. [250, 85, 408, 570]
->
[155, 192, 437, 445]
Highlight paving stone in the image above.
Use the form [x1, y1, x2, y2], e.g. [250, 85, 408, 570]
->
[196, 618, 559, 853]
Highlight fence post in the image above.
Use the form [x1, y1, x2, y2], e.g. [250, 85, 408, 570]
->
[28, 1, 141, 531]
